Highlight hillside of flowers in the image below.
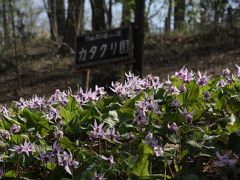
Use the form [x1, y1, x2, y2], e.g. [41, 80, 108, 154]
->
[1, 66, 240, 179]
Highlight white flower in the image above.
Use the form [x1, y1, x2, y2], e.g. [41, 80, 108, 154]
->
[153, 146, 164, 157]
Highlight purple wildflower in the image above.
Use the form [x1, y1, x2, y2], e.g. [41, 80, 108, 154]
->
[167, 122, 178, 132]
[168, 86, 180, 95]
[0, 130, 10, 140]
[171, 99, 181, 108]
[55, 129, 64, 139]
[164, 75, 172, 86]
[197, 71, 210, 86]
[89, 120, 105, 140]
[222, 68, 231, 78]
[92, 172, 106, 180]
[175, 67, 195, 83]
[15, 97, 28, 110]
[175, 66, 188, 79]
[59, 120, 65, 129]
[47, 89, 68, 106]
[38, 152, 53, 162]
[180, 108, 193, 124]
[126, 132, 135, 140]
[136, 96, 159, 113]
[216, 79, 227, 88]
[111, 72, 146, 98]
[235, 64, 240, 77]
[105, 128, 120, 141]
[75, 88, 89, 105]
[0, 105, 11, 116]
[10, 124, 21, 134]
[179, 85, 186, 93]
[135, 110, 148, 126]
[0, 168, 3, 178]
[144, 75, 163, 89]
[9, 141, 35, 156]
[29, 94, 45, 109]
[214, 151, 238, 167]
[145, 132, 158, 147]
[44, 106, 60, 122]
[94, 85, 106, 99]
[100, 155, 114, 167]
[145, 132, 164, 157]
[203, 91, 211, 100]
[57, 150, 79, 175]
[52, 140, 61, 154]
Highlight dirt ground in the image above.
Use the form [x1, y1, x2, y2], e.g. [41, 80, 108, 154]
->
[0, 27, 240, 104]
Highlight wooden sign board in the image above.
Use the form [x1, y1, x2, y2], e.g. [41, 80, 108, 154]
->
[76, 27, 133, 68]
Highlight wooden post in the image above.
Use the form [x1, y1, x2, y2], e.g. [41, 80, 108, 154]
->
[79, 69, 91, 91]
[85, 69, 90, 91]
[133, 0, 145, 77]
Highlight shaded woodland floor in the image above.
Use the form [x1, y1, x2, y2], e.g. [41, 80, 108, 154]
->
[0, 27, 240, 104]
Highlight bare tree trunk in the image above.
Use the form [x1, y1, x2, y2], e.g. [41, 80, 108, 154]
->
[75, 0, 85, 36]
[90, 0, 106, 31]
[43, 0, 57, 40]
[2, 0, 10, 45]
[43, 0, 65, 41]
[106, 0, 112, 28]
[59, 0, 84, 55]
[133, 0, 145, 77]
[165, 0, 172, 33]
[56, 0, 65, 38]
[227, 6, 233, 26]
[174, 0, 186, 31]
[9, 0, 21, 90]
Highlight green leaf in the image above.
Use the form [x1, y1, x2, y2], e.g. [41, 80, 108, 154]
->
[131, 143, 154, 177]
[60, 137, 74, 150]
[4, 170, 16, 178]
[187, 140, 203, 150]
[60, 108, 75, 124]
[11, 134, 25, 144]
[45, 162, 56, 170]
[123, 93, 143, 108]
[103, 110, 119, 128]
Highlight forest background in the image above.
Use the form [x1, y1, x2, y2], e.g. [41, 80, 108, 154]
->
[0, 0, 239, 103]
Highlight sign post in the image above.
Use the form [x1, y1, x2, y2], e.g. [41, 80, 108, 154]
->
[76, 27, 133, 68]
[75, 0, 145, 88]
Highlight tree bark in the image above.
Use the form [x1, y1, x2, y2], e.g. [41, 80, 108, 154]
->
[43, 0, 65, 41]
[9, 0, 21, 90]
[59, 0, 84, 55]
[174, 0, 186, 31]
[56, 0, 65, 38]
[133, 0, 145, 77]
[165, 0, 172, 33]
[90, 0, 106, 31]
[106, 0, 113, 28]
[2, 0, 10, 45]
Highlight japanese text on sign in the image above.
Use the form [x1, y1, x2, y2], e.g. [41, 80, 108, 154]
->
[76, 27, 132, 65]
